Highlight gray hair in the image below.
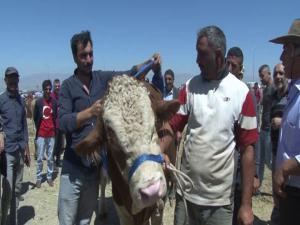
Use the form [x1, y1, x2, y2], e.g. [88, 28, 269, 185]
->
[197, 26, 226, 56]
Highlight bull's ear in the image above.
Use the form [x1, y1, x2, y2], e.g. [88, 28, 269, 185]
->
[155, 100, 180, 121]
[75, 116, 104, 155]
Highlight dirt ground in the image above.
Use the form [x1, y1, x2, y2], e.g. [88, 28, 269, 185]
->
[17, 120, 274, 225]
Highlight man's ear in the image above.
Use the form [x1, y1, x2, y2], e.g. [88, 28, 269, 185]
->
[215, 48, 225, 68]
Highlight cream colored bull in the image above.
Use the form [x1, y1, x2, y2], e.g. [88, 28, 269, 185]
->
[76, 75, 180, 225]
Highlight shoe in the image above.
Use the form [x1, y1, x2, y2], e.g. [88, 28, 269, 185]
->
[36, 180, 41, 188]
[47, 179, 54, 187]
[17, 195, 25, 201]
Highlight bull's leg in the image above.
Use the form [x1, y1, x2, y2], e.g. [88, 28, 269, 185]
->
[113, 202, 135, 225]
[150, 199, 165, 225]
[98, 167, 108, 218]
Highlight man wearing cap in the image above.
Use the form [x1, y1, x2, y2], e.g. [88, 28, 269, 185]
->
[0, 67, 30, 225]
[271, 18, 300, 225]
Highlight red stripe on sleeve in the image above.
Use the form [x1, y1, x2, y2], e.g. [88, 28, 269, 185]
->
[169, 85, 188, 132]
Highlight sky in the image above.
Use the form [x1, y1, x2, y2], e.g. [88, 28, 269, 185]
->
[0, 0, 300, 90]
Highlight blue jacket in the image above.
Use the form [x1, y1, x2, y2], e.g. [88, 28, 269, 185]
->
[0, 91, 28, 153]
[59, 69, 163, 170]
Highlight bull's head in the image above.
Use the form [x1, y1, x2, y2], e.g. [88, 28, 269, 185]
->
[76, 75, 179, 214]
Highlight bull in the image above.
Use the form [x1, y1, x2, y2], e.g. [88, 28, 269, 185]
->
[76, 75, 179, 225]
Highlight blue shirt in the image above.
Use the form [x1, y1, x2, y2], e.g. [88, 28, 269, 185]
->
[276, 79, 300, 188]
[59, 69, 163, 169]
[0, 91, 28, 153]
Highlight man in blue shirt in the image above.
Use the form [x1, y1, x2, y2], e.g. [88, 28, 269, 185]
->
[0, 67, 30, 225]
[271, 18, 300, 225]
[58, 30, 163, 225]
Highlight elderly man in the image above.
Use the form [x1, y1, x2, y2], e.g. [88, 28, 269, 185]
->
[0, 67, 30, 225]
[271, 18, 300, 225]
[269, 63, 288, 225]
[161, 26, 258, 225]
[58, 30, 163, 225]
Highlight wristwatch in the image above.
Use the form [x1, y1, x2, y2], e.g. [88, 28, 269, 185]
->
[295, 155, 300, 165]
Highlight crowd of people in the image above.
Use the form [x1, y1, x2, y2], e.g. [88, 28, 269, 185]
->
[0, 18, 300, 225]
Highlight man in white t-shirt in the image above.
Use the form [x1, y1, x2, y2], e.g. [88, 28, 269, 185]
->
[160, 26, 258, 225]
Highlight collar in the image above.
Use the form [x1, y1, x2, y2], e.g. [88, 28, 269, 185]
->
[6, 90, 20, 98]
[289, 79, 300, 91]
[164, 87, 173, 96]
[201, 67, 229, 81]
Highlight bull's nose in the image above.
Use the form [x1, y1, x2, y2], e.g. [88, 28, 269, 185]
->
[139, 179, 164, 203]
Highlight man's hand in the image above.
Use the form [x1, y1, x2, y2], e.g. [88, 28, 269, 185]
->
[271, 117, 282, 130]
[90, 100, 102, 117]
[0, 132, 4, 154]
[24, 144, 31, 167]
[151, 53, 162, 74]
[238, 204, 254, 225]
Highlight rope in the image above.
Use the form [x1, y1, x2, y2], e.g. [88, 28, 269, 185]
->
[166, 163, 194, 225]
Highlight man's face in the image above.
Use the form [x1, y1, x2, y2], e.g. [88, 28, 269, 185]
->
[5, 74, 19, 94]
[43, 85, 52, 99]
[54, 82, 60, 94]
[74, 41, 93, 75]
[280, 43, 297, 79]
[273, 64, 286, 89]
[259, 68, 271, 85]
[196, 37, 217, 79]
[164, 74, 174, 92]
[226, 55, 243, 78]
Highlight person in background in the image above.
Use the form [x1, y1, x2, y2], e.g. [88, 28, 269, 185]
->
[51, 78, 64, 168]
[0, 67, 30, 225]
[269, 63, 288, 225]
[164, 69, 179, 100]
[226, 46, 260, 225]
[33, 79, 57, 188]
[258, 64, 274, 187]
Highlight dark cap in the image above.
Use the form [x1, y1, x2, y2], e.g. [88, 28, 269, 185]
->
[5, 67, 19, 77]
[270, 18, 300, 45]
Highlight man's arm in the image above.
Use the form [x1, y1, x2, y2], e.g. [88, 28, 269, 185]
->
[0, 115, 4, 154]
[76, 100, 101, 129]
[23, 101, 31, 167]
[238, 144, 255, 225]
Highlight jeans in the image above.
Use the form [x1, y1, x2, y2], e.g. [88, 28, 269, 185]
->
[1, 150, 24, 225]
[58, 160, 99, 225]
[175, 192, 232, 225]
[174, 193, 189, 225]
[279, 186, 300, 225]
[36, 136, 55, 181]
[258, 129, 272, 183]
[186, 199, 233, 225]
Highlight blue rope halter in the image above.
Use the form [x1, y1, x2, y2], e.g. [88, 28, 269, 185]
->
[128, 154, 164, 181]
[134, 59, 154, 79]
